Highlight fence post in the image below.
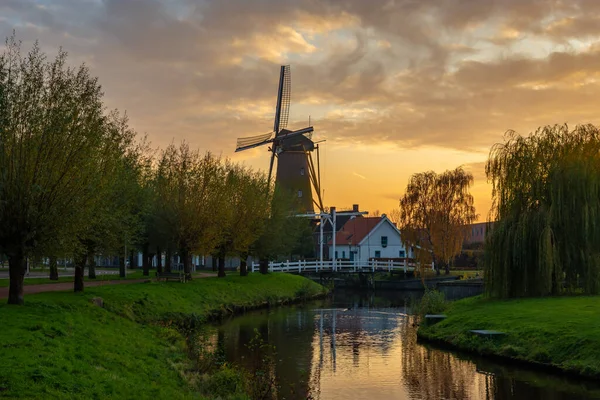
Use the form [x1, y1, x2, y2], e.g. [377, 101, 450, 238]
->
[269, 261, 273, 273]
[403, 259, 407, 273]
[431, 260, 435, 271]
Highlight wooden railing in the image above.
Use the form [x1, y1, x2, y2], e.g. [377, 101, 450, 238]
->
[251, 259, 435, 273]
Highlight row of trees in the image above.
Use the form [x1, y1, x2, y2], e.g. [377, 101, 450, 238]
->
[0, 37, 311, 305]
[395, 123, 600, 298]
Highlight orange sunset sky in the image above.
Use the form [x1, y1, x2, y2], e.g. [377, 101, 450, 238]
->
[3, 1, 600, 221]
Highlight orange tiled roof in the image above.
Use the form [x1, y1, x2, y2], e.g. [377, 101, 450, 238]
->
[327, 217, 384, 245]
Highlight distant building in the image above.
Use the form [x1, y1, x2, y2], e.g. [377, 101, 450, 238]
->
[327, 214, 414, 262]
[463, 221, 500, 247]
[464, 222, 488, 245]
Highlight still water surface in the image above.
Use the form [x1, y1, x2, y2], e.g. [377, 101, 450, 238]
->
[207, 291, 600, 399]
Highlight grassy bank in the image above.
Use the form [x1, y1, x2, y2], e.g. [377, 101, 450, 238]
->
[0, 274, 324, 399]
[417, 295, 600, 378]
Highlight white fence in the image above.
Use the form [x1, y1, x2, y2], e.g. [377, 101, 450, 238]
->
[251, 259, 435, 274]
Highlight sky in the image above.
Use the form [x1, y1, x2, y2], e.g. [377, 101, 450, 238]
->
[2, 0, 600, 221]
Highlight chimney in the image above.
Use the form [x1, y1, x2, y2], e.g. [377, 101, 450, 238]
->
[352, 204, 359, 212]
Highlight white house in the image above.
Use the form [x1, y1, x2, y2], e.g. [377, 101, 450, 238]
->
[327, 215, 414, 262]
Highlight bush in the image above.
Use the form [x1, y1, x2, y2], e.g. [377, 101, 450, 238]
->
[201, 365, 246, 398]
[294, 280, 315, 300]
[411, 289, 447, 317]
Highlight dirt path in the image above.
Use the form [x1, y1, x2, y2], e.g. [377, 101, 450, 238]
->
[0, 272, 216, 299]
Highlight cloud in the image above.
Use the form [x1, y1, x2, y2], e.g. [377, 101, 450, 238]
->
[2, 0, 600, 157]
[352, 171, 367, 180]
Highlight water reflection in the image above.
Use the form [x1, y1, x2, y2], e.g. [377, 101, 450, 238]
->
[210, 291, 600, 400]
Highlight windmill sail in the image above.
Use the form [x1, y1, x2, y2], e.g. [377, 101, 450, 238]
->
[273, 65, 291, 134]
[235, 131, 273, 152]
[278, 65, 291, 132]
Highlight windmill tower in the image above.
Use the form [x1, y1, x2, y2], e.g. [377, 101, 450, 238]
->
[235, 65, 324, 213]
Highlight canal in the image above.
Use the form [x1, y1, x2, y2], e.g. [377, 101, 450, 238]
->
[199, 290, 600, 399]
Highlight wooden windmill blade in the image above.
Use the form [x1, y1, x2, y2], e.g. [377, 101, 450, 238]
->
[234, 131, 274, 152]
[274, 65, 291, 135]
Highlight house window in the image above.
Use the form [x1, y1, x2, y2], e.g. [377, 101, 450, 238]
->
[374, 250, 381, 258]
[342, 251, 345, 258]
[300, 167, 305, 176]
[335, 251, 338, 259]
[298, 190, 302, 198]
[399, 250, 405, 258]
[381, 236, 388, 248]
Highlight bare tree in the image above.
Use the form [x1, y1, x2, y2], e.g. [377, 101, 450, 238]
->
[388, 208, 401, 226]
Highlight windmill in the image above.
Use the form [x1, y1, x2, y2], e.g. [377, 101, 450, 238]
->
[235, 65, 324, 213]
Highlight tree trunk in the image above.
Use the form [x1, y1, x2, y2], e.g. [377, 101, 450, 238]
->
[129, 250, 137, 270]
[7, 250, 26, 305]
[74, 253, 85, 293]
[259, 258, 268, 275]
[218, 253, 226, 278]
[49, 256, 58, 280]
[88, 251, 97, 279]
[142, 243, 150, 276]
[156, 246, 163, 274]
[165, 248, 172, 273]
[181, 248, 191, 275]
[240, 253, 248, 277]
[433, 254, 440, 276]
[119, 255, 126, 278]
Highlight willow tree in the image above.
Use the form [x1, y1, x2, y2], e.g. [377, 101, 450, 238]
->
[213, 163, 269, 277]
[485, 124, 600, 298]
[71, 115, 151, 288]
[155, 143, 224, 277]
[398, 167, 477, 276]
[0, 37, 117, 304]
[249, 185, 309, 274]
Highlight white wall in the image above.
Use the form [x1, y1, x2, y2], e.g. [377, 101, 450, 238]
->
[328, 218, 413, 263]
[328, 244, 352, 260]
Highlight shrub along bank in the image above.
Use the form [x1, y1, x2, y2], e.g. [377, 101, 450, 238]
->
[0, 274, 325, 399]
[417, 295, 600, 378]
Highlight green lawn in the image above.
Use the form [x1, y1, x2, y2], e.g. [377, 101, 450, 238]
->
[418, 295, 600, 378]
[0, 273, 324, 399]
[0, 270, 150, 287]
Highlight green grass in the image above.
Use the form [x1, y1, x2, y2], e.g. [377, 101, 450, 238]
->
[0, 270, 150, 287]
[0, 273, 324, 399]
[418, 295, 600, 378]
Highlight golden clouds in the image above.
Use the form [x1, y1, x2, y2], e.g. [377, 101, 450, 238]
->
[231, 25, 316, 62]
[4, 0, 600, 219]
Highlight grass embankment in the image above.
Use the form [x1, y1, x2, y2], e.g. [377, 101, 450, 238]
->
[418, 295, 600, 378]
[0, 270, 148, 287]
[0, 274, 324, 399]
